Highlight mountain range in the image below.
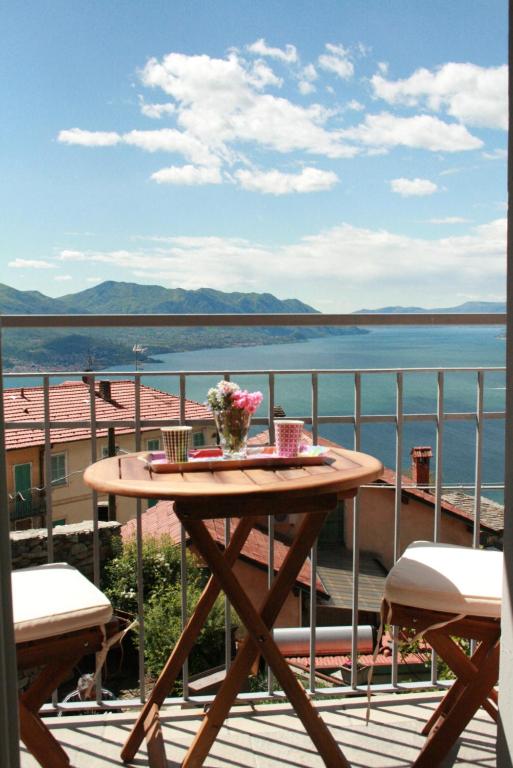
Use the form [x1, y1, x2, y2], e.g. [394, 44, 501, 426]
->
[1, 281, 363, 371]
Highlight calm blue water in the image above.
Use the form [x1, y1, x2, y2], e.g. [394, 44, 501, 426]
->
[4, 326, 506, 501]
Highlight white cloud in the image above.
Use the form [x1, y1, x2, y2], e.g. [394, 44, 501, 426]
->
[234, 167, 338, 194]
[302, 64, 318, 82]
[371, 63, 507, 130]
[341, 112, 483, 152]
[151, 164, 222, 185]
[298, 81, 316, 95]
[54, 274, 73, 281]
[56, 218, 505, 299]
[123, 128, 219, 166]
[390, 177, 438, 197]
[140, 102, 176, 119]
[346, 99, 364, 111]
[59, 250, 84, 261]
[8, 259, 56, 269]
[58, 128, 121, 146]
[482, 148, 507, 160]
[246, 39, 298, 64]
[318, 43, 354, 80]
[428, 216, 470, 224]
[86, 276, 102, 283]
[139, 51, 356, 159]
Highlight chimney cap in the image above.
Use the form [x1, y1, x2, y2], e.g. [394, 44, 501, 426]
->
[411, 446, 433, 459]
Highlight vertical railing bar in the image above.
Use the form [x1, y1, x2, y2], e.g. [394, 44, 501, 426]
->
[179, 375, 186, 425]
[351, 372, 361, 689]
[471, 371, 485, 657]
[309, 371, 319, 693]
[391, 371, 403, 688]
[434, 371, 444, 543]
[267, 513, 275, 695]
[431, 370, 445, 686]
[43, 376, 54, 565]
[268, 373, 275, 445]
[86, 375, 102, 706]
[0, 319, 21, 767]
[309, 540, 317, 694]
[473, 371, 484, 548]
[224, 519, 231, 673]
[178, 373, 190, 693]
[134, 374, 146, 703]
[88, 375, 99, 586]
[181, 523, 189, 697]
[311, 373, 319, 445]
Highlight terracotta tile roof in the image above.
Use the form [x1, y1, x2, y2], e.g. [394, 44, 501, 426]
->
[121, 501, 328, 596]
[4, 380, 211, 450]
[286, 632, 428, 670]
[377, 467, 502, 533]
[286, 649, 425, 670]
[441, 490, 504, 533]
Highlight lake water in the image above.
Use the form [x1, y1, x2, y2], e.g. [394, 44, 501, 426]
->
[4, 326, 506, 501]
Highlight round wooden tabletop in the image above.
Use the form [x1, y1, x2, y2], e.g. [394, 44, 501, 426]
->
[84, 447, 383, 505]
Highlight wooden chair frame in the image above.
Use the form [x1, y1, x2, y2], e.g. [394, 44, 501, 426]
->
[389, 602, 500, 768]
[17, 618, 120, 768]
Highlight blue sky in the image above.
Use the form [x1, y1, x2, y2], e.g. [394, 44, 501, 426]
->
[1, 0, 507, 311]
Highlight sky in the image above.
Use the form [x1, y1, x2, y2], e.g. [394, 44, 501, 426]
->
[1, 0, 508, 311]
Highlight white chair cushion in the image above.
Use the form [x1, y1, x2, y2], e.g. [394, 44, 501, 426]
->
[384, 541, 502, 619]
[12, 563, 113, 643]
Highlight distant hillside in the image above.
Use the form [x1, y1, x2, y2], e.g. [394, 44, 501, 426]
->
[1, 281, 365, 371]
[355, 301, 506, 314]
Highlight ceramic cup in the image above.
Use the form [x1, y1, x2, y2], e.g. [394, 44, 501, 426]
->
[161, 426, 193, 463]
[274, 419, 304, 458]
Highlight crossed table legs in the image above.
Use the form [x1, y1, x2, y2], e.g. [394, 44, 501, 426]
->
[122, 494, 351, 768]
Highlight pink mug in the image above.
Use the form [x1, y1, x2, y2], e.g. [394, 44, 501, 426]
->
[274, 420, 304, 458]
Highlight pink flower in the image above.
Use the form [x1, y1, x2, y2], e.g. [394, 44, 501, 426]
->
[231, 389, 263, 414]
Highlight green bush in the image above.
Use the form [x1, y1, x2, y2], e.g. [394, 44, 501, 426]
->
[102, 534, 227, 684]
[143, 582, 226, 679]
[102, 534, 205, 614]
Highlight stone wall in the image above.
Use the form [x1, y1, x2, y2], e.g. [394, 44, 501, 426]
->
[10, 521, 121, 581]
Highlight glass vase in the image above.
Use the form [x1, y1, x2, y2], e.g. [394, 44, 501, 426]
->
[214, 408, 252, 459]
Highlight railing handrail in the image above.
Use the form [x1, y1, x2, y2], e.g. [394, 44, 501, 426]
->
[0, 312, 506, 328]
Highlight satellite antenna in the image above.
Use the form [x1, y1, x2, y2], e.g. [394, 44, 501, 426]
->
[133, 344, 148, 371]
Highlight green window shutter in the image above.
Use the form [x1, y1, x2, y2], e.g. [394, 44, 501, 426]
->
[193, 432, 205, 447]
[147, 438, 160, 451]
[51, 454, 67, 486]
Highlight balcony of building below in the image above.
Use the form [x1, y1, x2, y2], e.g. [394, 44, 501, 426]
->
[18, 690, 496, 767]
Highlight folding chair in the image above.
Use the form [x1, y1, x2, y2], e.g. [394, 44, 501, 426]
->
[383, 541, 502, 767]
[13, 563, 114, 768]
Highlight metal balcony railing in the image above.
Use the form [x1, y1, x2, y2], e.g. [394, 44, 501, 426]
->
[0, 312, 506, 716]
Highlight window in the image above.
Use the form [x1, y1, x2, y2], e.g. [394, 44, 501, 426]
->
[51, 453, 67, 486]
[147, 438, 160, 451]
[193, 431, 205, 447]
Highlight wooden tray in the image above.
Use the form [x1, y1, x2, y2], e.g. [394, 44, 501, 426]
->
[141, 446, 331, 474]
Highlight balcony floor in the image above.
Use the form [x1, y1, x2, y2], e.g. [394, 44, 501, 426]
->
[20, 691, 496, 767]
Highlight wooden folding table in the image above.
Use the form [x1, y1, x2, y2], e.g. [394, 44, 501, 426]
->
[84, 446, 383, 768]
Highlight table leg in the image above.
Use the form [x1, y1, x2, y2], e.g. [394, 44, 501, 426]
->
[181, 510, 350, 768]
[121, 515, 255, 764]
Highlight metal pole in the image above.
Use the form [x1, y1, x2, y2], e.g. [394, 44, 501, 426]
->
[0, 322, 21, 768]
[497, 2, 513, 763]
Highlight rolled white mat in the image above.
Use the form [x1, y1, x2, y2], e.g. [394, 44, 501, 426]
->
[272, 625, 375, 656]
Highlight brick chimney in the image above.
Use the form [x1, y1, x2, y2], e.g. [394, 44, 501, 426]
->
[410, 446, 432, 487]
[98, 380, 112, 402]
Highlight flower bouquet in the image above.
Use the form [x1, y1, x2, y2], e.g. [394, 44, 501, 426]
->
[206, 380, 263, 459]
